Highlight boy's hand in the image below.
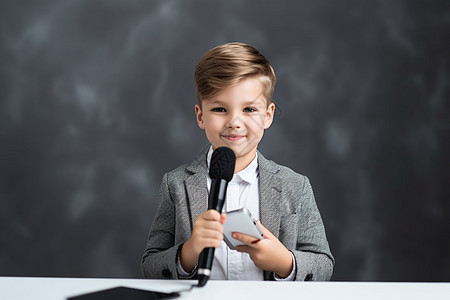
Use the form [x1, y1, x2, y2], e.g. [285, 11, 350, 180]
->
[234, 220, 293, 278]
[180, 210, 226, 272]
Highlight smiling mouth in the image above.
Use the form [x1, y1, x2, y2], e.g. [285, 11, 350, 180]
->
[222, 134, 246, 141]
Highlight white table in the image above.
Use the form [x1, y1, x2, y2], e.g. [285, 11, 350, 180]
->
[1, 276, 449, 300]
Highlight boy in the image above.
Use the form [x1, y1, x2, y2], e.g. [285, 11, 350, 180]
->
[141, 42, 334, 281]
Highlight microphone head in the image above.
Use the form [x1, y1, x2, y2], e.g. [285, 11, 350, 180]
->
[209, 147, 236, 181]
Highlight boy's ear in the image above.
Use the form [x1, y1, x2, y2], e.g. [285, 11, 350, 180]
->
[195, 104, 205, 129]
[264, 102, 275, 129]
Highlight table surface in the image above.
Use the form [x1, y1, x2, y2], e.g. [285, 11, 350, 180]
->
[1, 276, 450, 300]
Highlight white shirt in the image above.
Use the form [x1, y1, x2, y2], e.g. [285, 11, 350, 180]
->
[206, 147, 263, 281]
[178, 147, 296, 280]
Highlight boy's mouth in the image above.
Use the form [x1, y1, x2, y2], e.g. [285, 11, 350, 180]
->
[222, 134, 246, 141]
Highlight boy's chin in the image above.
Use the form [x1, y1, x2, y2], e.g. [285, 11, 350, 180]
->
[211, 140, 258, 157]
[225, 145, 258, 159]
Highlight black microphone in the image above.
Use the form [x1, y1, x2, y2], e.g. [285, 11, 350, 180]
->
[197, 147, 235, 287]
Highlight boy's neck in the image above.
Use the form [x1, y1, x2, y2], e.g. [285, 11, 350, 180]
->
[233, 150, 257, 174]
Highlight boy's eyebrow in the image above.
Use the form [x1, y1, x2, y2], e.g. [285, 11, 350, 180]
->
[242, 98, 266, 106]
[206, 95, 266, 106]
[206, 99, 226, 105]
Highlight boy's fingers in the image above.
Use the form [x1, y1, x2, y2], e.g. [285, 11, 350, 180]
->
[201, 209, 221, 221]
[256, 220, 275, 239]
[235, 245, 253, 253]
[220, 213, 227, 225]
[198, 226, 224, 237]
[196, 221, 224, 234]
[232, 232, 260, 246]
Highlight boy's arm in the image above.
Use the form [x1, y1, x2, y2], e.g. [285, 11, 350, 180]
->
[141, 173, 181, 279]
[291, 176, 334, 281]
[141, 172, 226, 279]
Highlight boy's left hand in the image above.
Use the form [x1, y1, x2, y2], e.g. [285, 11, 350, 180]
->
[233, 220, 293, 278]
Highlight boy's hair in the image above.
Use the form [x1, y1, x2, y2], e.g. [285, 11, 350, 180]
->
[194, 42, 276, 107]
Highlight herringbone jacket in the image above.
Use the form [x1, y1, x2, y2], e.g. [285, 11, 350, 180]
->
[141, 148, 334, 281]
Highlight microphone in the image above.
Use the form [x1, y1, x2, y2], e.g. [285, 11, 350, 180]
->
[197, 147, 235, 287]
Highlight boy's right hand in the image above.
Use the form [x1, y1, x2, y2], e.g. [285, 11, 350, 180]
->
[180, 209, 226, 272]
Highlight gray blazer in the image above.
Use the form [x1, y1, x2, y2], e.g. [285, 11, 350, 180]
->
[141, 149, 334, 281]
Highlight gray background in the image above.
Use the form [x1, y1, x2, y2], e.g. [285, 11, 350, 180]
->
[1, 0, 449, 281]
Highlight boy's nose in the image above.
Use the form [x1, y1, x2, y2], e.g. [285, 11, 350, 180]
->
[226, 115, 242, 129]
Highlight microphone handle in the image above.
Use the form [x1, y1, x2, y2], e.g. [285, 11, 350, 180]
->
[208, 179, 227, 211]
[197, 179, 228, 287]
[197, 248, 216, 277]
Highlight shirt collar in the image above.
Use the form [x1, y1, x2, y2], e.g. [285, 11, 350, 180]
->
[207, 146, 258, 184]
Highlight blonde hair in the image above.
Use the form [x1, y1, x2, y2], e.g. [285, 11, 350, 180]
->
[194, 42, 276, 107]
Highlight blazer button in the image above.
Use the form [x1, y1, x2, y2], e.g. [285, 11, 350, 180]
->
[162, 269, 172, 279]
[304, 273, 313, 281]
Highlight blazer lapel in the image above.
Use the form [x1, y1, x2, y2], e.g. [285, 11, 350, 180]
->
[258, 152, 282, 239]
[258, 152, 282, 280]
[184, 150, 209, 230]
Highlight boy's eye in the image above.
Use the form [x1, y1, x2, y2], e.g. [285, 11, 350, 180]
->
[243, 107, 257, 113]
[211, 107, 226, 112]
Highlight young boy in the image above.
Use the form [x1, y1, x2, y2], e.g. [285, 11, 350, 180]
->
[141, 42, 334, 281]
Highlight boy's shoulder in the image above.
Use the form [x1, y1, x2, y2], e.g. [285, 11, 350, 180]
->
[257, 151, 308, 182]
[258, 152, 313, 200]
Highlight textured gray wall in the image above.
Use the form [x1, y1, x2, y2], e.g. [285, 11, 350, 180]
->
[1, 0, 449, 281]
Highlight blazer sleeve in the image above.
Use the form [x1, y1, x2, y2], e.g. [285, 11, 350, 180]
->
[141, 173, 182, 279]
[291, 176, 335, 281]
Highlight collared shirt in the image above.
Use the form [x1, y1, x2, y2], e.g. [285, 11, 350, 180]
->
[178, 146, 296, 280]
[207, 147, 263, 280]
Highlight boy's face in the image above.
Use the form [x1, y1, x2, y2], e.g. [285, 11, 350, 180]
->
[195, 77, 275, 169]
